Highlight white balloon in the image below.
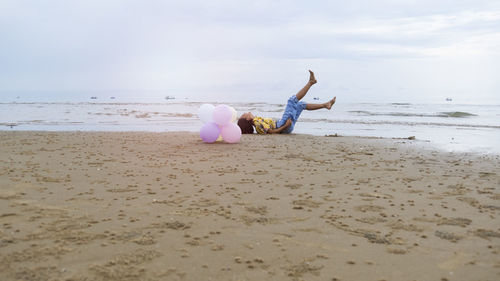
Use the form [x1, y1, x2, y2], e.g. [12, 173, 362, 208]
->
[230, 107, 237, 123]
[198, 104, 215, 123]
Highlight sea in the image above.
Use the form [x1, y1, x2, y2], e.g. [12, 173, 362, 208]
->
[1, 95, 499, 154]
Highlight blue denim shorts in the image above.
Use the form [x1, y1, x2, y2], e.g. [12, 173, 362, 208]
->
[276, 95, 307, 134]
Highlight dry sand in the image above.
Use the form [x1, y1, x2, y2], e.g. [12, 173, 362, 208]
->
[0, 131, 499, 281]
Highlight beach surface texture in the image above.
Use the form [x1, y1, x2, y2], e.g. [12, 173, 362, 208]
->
[0, 131, 499, 281]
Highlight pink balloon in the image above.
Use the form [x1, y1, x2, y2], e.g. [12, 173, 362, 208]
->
[200, 122, 220, 143]
[213, 105, 232, 126]
[221, 123, 242, 143]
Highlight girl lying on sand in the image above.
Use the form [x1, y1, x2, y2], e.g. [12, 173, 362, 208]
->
[237, 70, 336, 134]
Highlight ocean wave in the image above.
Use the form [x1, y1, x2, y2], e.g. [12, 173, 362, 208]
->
[349, 111, 477, 118]
[439, 111, 477, 117]
[160, 113, 195, 118]
[298, 118, 500, 129]
[1, 121, 85, 126]
[391, 103, 412, 106]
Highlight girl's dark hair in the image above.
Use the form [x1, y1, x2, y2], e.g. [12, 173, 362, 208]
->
[237, 118, 254, 134]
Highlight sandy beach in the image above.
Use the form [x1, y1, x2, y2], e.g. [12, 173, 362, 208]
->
[0, 131, 499, 281]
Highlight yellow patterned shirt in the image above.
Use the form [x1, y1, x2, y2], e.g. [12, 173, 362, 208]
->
[253, 117, 276, 134]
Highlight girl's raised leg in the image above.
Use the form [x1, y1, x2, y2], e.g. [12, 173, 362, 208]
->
[295, 70, 317, 101]
[305, 97, 336, 110]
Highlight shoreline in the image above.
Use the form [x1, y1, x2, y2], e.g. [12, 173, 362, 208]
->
[1, 131, 499, 280]
[1, 129, 498, 156]
[2, 100, 499, 155]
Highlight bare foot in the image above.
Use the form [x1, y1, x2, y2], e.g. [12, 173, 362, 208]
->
[308, 70, 317, 85]
[325, 97, 336, 110]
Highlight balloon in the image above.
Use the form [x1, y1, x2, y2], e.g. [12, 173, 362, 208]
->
[198, 104, 215, 123]
[230, 107, 237, 122]
[221, 123, 242, 143]
[200, 122, 220, 143]
[213, 105, 232, 126]
[216, 125, 223, 141]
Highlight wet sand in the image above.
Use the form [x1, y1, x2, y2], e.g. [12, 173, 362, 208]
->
[0, 131, 499, 281]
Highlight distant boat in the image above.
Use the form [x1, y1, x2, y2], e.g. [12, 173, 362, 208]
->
[90, 96, 97, 100]
[313, 97, 319, 100]
[165, 96, 175, 100]
[110, 97, 115, 99]
[445, 98, 452, 101]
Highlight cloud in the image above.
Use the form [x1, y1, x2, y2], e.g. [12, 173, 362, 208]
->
[0, 0, 499, 102]
[282, 10, 500, 59]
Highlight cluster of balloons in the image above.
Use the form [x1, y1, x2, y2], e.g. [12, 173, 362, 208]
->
[198, 104, 242, 143]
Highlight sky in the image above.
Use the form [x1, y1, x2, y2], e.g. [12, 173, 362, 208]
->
[1, 0, 499, 103]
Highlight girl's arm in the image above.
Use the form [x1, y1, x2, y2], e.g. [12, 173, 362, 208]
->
[267, 119, 292, 134]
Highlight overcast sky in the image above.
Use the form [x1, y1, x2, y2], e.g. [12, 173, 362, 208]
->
[1, 0, 499, 103]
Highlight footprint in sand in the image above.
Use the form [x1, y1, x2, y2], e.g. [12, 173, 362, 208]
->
[354, 205, 385, 212]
